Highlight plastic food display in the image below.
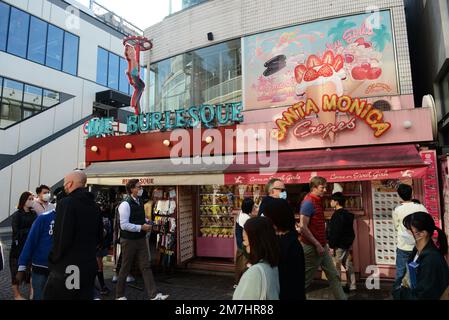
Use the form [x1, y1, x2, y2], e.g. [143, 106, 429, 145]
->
[199, 185, 234, 238]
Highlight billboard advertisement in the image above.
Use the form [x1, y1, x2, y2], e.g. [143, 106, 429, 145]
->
[243, 10, 398, 111]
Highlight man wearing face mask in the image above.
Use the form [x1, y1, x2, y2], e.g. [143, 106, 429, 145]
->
[32, 185, 56, 215]
[43, 170, 103, 300]
[258, 178, 287, 216]
[115, 179, 168, 300]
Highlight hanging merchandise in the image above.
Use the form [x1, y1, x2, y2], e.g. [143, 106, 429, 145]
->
[150, 186, 177, 271]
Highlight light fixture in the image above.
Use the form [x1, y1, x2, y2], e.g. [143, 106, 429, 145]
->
[125, 143, 133, 150]
[163, 139, 171, 147]
[205, 136, 214, 144]
[90, 146, 98, 152]
[403, 120, 412, 129]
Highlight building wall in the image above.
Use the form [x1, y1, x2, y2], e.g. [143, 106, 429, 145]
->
[406, 0, 449, 119]
[0, 0, 127, 222]
[144, 0, 413, 96]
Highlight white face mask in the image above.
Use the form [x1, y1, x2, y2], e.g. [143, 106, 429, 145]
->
[137, 189, 143, 197]
[279, 191, 287, 200]
[42, 193, 51, 202]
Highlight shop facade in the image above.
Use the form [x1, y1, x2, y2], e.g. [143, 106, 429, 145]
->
[84, 0, 440, 278]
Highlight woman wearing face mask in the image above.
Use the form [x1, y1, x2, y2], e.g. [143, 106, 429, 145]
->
[9, 191, 37, 300]
[394, 211, 449, 300]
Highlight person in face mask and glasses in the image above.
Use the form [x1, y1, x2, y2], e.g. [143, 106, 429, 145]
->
[32, 184, 56, 215]
[258, 178, 287, 216]
[9, 191, 37, 300]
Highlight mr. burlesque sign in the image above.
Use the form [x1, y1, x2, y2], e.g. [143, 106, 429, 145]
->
[272, 94, 391, 141]
[87, 103, 243, 138]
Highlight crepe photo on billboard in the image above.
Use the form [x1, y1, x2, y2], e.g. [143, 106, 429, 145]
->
[242, 10, 398, 110]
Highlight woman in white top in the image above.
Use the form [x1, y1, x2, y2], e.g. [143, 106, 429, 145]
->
[233, 217, 280, 300]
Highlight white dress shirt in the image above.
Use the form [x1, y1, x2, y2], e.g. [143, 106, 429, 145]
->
[118, 197, 143, 233]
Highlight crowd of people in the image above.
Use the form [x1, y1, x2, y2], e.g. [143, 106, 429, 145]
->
[3, 172, 449, 300]
[233, 177, 449, 300]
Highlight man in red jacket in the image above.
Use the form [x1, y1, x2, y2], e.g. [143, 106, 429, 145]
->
[299, 176, 346, 300]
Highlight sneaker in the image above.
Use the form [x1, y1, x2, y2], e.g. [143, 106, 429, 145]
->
[116, 297, 127, 300]
[349, 284, 357, 291]
[94, 298, 101, 300]
[100, 286, 111, 295]
[126, 275, 135, 283]
[112, 275, 118, 283]
[150, 293, 169, 300]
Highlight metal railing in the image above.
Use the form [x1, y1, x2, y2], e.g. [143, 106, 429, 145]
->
[89, 0, 143, 36]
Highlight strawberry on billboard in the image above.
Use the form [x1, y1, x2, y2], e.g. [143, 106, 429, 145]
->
[243, 10, 398, 110]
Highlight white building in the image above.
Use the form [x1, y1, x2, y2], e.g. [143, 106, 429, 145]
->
[0, 0, 140, 224]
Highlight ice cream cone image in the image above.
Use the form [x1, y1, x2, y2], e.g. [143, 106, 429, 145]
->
[305, 81, 338, 142]
[294, 50, 346, 142]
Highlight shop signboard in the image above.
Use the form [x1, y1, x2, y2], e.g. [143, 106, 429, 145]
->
[420, 150, 441, 227]
[243, 10, 398, 111]
[86, 102, 244, 138]
[440, 157, 449, 239]
[224, 166, 427, 185]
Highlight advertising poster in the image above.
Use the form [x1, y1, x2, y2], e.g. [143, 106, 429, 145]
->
[243, 10, 398, 112]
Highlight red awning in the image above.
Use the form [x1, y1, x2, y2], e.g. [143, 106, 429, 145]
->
[224, 144, 428, 184]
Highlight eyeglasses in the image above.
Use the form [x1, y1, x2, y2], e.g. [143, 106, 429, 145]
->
[272, 187, 286, 192]
[135, 186, 143, 189]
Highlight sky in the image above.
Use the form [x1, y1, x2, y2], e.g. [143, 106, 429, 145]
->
[76, 0, 183, 30]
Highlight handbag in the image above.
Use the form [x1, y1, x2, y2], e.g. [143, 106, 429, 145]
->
[253, 263, 268, 300]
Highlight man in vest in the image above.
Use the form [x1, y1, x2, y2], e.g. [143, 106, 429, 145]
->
[299, 176, 347, 300]
[115, 179, 169, 300]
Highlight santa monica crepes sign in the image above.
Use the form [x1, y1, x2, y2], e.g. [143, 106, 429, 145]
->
[86, 103, 244, 138]
[272, 94, 391, 141]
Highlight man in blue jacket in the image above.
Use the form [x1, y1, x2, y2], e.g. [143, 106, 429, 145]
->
[17, 209, 56, 300]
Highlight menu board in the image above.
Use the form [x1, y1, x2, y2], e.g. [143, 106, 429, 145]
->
[371, 180, 409, 265]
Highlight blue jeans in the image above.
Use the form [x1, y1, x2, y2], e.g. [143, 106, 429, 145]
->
[394, 248, 412, 290]
[32, 272, 49, 300]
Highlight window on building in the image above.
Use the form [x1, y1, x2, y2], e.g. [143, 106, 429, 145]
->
[108, 53, 120, 90]
[42, 89, 59, 108]
[46, 25, 64, 70]
[96, 48, 109, 86]
[0, 77, 60, 129]
[96, 47, 134, 95]
[7, 7, 30, 58]
[28, 16, 48, 64]
[119, 57, 129, 94]
[150, 38, 241, 112]
[0, 2, 9, 51]
[0, 1, 79, 76]
[62, 32, 79, 75]
[1, 79, 24, 125]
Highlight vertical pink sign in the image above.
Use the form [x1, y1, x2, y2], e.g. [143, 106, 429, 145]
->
[420, 150, 441, 227]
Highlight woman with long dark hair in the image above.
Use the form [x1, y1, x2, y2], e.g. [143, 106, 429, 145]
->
[10, 191, 37, 300]
[233, 217, 280, 300]
[394, 211, 449, 300]
[264, 198, 306, 300]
